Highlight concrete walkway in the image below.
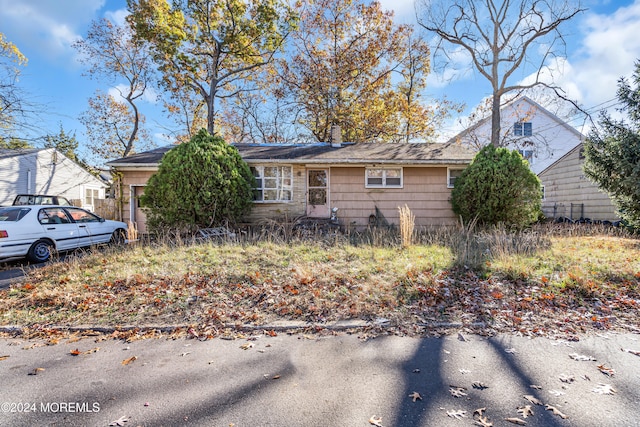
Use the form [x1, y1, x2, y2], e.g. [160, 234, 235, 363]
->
[1, 331, 639, 426]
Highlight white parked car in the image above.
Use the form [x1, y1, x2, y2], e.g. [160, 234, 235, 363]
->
[0, 205, 128, 263]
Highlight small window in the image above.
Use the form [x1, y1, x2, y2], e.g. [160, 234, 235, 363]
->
[85, 188, 99, 206]
[447, 168, 465, 188]
[250, 165, 293, 202]
[541, 185, 546, 200]
[514, 122, 532, 136]
[365, 168, 403, 188]
[518, 149, 534, 163]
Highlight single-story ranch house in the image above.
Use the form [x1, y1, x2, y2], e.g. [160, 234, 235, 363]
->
[106, 140, 476, 233]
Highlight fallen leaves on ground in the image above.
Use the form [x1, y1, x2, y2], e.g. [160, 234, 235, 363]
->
[368, 415, 383, 426]
[1, 234, 639, 341]
[559, 374, 575, 383]
[505, 417, 527, 425]
[592, 383, 616, 395]
[472, 381, 488, 390]
[121, 356, 137, 366]
[545, 404, 568, 419]
[597, 364, 615, 376]
[446, 409, 467, 420]
[109, 415, 130, 426]
[27, 367, 45, 375]
[517, 405, 534, 418]
[523, 395, 543, 405]
[0, 355, 9, 361]
[449, 387, 468, 398]
[569, 353, 596, 361]
[474, 415, 493, 426]
[621, 348, 640, 356]
[408, 392, 422, 402]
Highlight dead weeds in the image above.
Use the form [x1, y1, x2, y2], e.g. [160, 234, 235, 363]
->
[1, 228, 639, 341]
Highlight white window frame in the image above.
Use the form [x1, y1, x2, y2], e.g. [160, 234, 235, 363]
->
[518, 149, 535, 163]
[365, 167, 403, 188]
[251, 165, 293, 203]
[514, 121, 533, 136]
[447, 168, 465, 188]
[84, 188, 100, 207]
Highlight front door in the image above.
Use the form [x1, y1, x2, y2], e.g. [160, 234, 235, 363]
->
[306, 169, 330, 218]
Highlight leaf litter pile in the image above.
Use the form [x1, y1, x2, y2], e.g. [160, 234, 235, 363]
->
[1, 233, 639, 340]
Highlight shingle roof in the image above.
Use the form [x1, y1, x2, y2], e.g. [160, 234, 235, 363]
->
[0, 148, 41, 160]
[107, 142, 474, 167]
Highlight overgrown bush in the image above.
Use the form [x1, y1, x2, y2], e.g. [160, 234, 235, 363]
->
[451, 145, 542, 228]
[141, 129, 254, 233]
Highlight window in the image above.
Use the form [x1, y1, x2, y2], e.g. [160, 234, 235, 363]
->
[66, 207, 100, 223]
[513, 122, 532, 136]
[250, 166, 293, 202]
[85, 188, 99, 206]
[447, 168, 465, 188]
[365, 168, 403, 188]
[541, 185, 546, 200]
[518, 149, 534, 163]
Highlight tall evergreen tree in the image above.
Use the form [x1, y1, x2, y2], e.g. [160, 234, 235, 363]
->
[583, 61, 640, 229]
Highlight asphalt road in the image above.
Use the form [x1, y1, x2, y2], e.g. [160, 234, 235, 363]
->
[1, 331, 639, 426]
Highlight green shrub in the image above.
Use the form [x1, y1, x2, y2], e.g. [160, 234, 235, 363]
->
[141, 129, 254, 232]
[451, 145, 542, 228]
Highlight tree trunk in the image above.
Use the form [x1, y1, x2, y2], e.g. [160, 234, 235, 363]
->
[491, 93, 502, 147]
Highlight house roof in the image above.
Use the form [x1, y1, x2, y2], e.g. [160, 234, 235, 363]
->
[107, 141, 475, 167]
[0, 148, 41, 160]
[447, 95, 585, 143]
[537, 141, 583, 176]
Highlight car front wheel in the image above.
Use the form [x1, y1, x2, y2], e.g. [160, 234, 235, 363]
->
[110, 229, 126, 245]
[28, 239, 53, 263]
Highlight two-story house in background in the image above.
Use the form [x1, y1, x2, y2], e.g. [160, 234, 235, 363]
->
[449, 96, 619, 222]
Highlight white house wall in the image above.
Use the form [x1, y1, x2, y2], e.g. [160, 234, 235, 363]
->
[0, 149, 107, 209]
[456, 97, 583, 174]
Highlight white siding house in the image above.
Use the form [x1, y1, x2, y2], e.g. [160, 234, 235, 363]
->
[450, 96, 583, 174]
[0, 148, 108, 210]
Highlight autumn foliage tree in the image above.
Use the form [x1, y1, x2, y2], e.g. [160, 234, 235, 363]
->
[278, 0, 452, 143]
[79, 91, 152, 165]
[73, 18, 155, 165]
[141, 129, 254, 232]
[127, 0, 298, 137]
[0, 32, 28, 142]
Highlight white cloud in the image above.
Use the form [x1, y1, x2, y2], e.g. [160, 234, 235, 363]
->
[570, 1, 640, 107]
[378, 0, 416, 23]
[105, 8, 130, 27]
[108, 84, 159, 105]
[0, 0, 105, 61]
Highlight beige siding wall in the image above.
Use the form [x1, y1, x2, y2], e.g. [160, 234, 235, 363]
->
[539, 146, 619, 221]
[118, 170, 155, 231]
[330, 166, 457, 228]
[116, 164, 458, 232]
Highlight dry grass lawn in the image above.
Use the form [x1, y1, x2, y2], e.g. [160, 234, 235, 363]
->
[1, 224, 639, 341]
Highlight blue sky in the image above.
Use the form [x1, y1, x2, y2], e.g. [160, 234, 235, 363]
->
[2, 0, 640, 161]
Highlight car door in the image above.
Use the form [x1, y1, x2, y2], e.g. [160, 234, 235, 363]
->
[37, 207, 81, 251]
[64, 207, 112, 245]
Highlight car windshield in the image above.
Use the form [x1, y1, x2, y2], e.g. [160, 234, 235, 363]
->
[0, 207, 31, 221]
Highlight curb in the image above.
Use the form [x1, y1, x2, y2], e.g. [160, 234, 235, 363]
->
[0, 321, 487, 336]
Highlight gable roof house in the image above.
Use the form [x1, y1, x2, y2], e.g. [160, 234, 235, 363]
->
[0, 148, 108, 211]
[449, 96, 584, 174]
[106, 141, 475, 234]
[538, 143, 619, 222]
